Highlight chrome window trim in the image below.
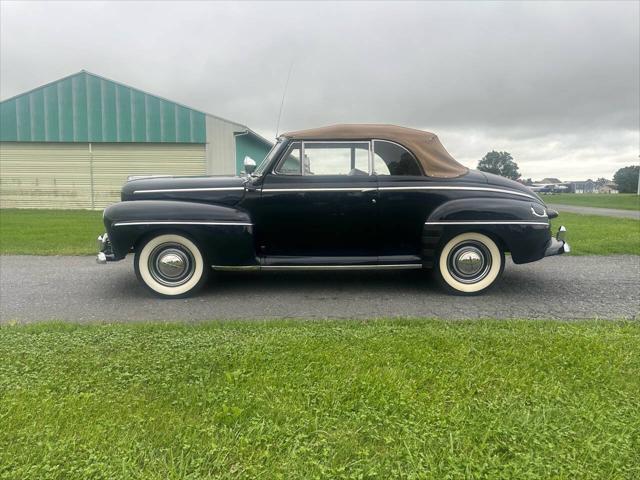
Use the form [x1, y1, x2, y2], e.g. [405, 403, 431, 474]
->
[273, 140, 373, 176]
[425, 221, 549, 226]
[133, 187, 245, 194]
[302, 140, 373, 176]
[273, 141, 303, 176]
[113, 221, 252, 227]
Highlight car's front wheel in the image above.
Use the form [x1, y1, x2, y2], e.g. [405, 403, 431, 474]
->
[134, 233, 209, 298]
[435, 232, 504, 295]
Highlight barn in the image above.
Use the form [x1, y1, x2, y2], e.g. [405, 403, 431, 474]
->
[0, 70, 272, 209]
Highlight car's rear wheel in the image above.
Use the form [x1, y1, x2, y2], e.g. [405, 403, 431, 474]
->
[435, 232, 504, 295]
[134, 233, 208, 298]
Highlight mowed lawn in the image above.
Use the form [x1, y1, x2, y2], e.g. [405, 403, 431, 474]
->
[0, 208, 104, 255]
[1, 320, 638, 479]
[547, 193, 640, 211]
[0, 208, 638, 256]
[551, 212, 640, 255]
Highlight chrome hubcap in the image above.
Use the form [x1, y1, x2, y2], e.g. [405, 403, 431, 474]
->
[148, 243, 195, 287]
[157, 251, 188, 279]
[447, 241, 492, 284]
[454, 248, 483, 276]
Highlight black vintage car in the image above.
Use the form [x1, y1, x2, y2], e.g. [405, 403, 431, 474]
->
[97, 124, 569, 297]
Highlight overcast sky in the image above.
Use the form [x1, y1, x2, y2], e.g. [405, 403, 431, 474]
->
[1, 1, 638, 180]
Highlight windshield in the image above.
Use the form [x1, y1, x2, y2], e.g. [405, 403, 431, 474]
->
[253, 139, 286, 176]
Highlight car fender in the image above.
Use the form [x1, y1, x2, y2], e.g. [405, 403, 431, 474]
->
[103, 200, 257, 266]
[422, 197, 552, 265]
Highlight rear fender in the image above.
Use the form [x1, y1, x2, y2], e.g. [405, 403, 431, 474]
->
[103, 200, 257, 266]
[422, 197, 551, 265]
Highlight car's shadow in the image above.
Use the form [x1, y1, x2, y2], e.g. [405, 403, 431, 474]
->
[205, 268, 436, 294]
[105, 258, 563, 301]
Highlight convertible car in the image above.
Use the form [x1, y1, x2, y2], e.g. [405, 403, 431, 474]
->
[97, 124, 569, 297]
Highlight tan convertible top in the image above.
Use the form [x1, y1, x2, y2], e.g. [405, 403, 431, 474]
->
[282, 124, 468, 178]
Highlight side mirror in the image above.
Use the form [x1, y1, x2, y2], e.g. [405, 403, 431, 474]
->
[244, 156, 257, 175]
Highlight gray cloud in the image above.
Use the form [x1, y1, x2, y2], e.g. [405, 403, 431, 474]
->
[1, 0, 638, 179]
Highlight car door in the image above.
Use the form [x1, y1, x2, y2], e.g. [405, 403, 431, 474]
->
[257, 140, 378, 261]
[373, 139, 439, 259]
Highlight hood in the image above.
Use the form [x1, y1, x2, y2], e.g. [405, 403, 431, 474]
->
[479, 171, 544, 203]
[121, 175, 246, 205]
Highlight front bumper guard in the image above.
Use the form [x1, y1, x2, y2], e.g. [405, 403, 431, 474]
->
[544, 225, 570, 257]
[96, 233, 116, 264]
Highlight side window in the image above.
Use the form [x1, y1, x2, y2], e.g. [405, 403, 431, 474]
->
[302, 142, 370, 175]
[373, 140, 422, 176]
[274, 142, 302, 175]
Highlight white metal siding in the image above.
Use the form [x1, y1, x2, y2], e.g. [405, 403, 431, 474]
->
[0, 143, 91, 209]
[0, 142, 205, 209]
[91, 143, 205, 208]
[205, 116, 241, 175]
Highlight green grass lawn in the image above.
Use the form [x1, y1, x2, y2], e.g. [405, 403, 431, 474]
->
[551, 212, 640, 255]
[0, 209, 104, 255]
[546, 193, 640, 211]
[0, 320, 638, 479]
[0, 208, 638, 256]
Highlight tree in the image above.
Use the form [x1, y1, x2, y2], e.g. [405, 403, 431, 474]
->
[613, 165, 640, 193]
[477, 151, 520, 180]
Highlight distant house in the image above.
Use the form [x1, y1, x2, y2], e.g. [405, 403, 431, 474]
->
[598, 182, 619, 194]
[569, 180, 597, 194]
[539, 177, 562, 185]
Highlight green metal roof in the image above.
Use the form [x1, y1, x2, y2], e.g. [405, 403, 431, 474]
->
[0, 71, 206, 143]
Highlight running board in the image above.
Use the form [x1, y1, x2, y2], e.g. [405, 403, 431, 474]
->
[212, 264, 423, 272]
[262, 264, 422, 271]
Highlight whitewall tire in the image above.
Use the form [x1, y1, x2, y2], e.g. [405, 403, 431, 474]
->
[436, 232, 504, 295]
[134, 233, 208, 298]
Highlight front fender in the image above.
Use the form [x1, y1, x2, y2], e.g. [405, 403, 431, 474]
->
[423, 197, 551, 264]
[103, 200, 257, 266]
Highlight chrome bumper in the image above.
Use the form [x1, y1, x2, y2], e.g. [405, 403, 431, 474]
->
[544, 225, 570, 257]
[96, 233, 115, 264]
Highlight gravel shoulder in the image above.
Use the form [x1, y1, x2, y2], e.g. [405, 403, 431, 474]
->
[1, 255, 639, 323]
[548, 203, 640, 220]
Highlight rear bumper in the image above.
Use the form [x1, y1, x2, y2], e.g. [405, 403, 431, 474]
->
[544, 226, 570, 257]
[96, 233, 116, 264]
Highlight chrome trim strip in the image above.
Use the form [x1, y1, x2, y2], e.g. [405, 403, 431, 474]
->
[263, 187, 369, 192]
[133, 187, 245, 194]
[531, 206, 548, 217]
[378, 185, 536, 199]
[261, 264, 422, 271]
[211, 265, 261, 272]
[113, 221, 252, 227]
[425, 221, 548, 226]
[261, 185, 536, 199]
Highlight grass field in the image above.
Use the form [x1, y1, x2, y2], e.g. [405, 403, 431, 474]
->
[1, 320, 638, 479]
[551, 212, 640, 255]
[0, 209, 103, 255]
[546, 193, 640, 211]
[1, 208, 638, 256]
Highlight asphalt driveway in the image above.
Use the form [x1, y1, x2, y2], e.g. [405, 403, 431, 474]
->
[547, 204, 640, 220]
[1, 255, 638, 323]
